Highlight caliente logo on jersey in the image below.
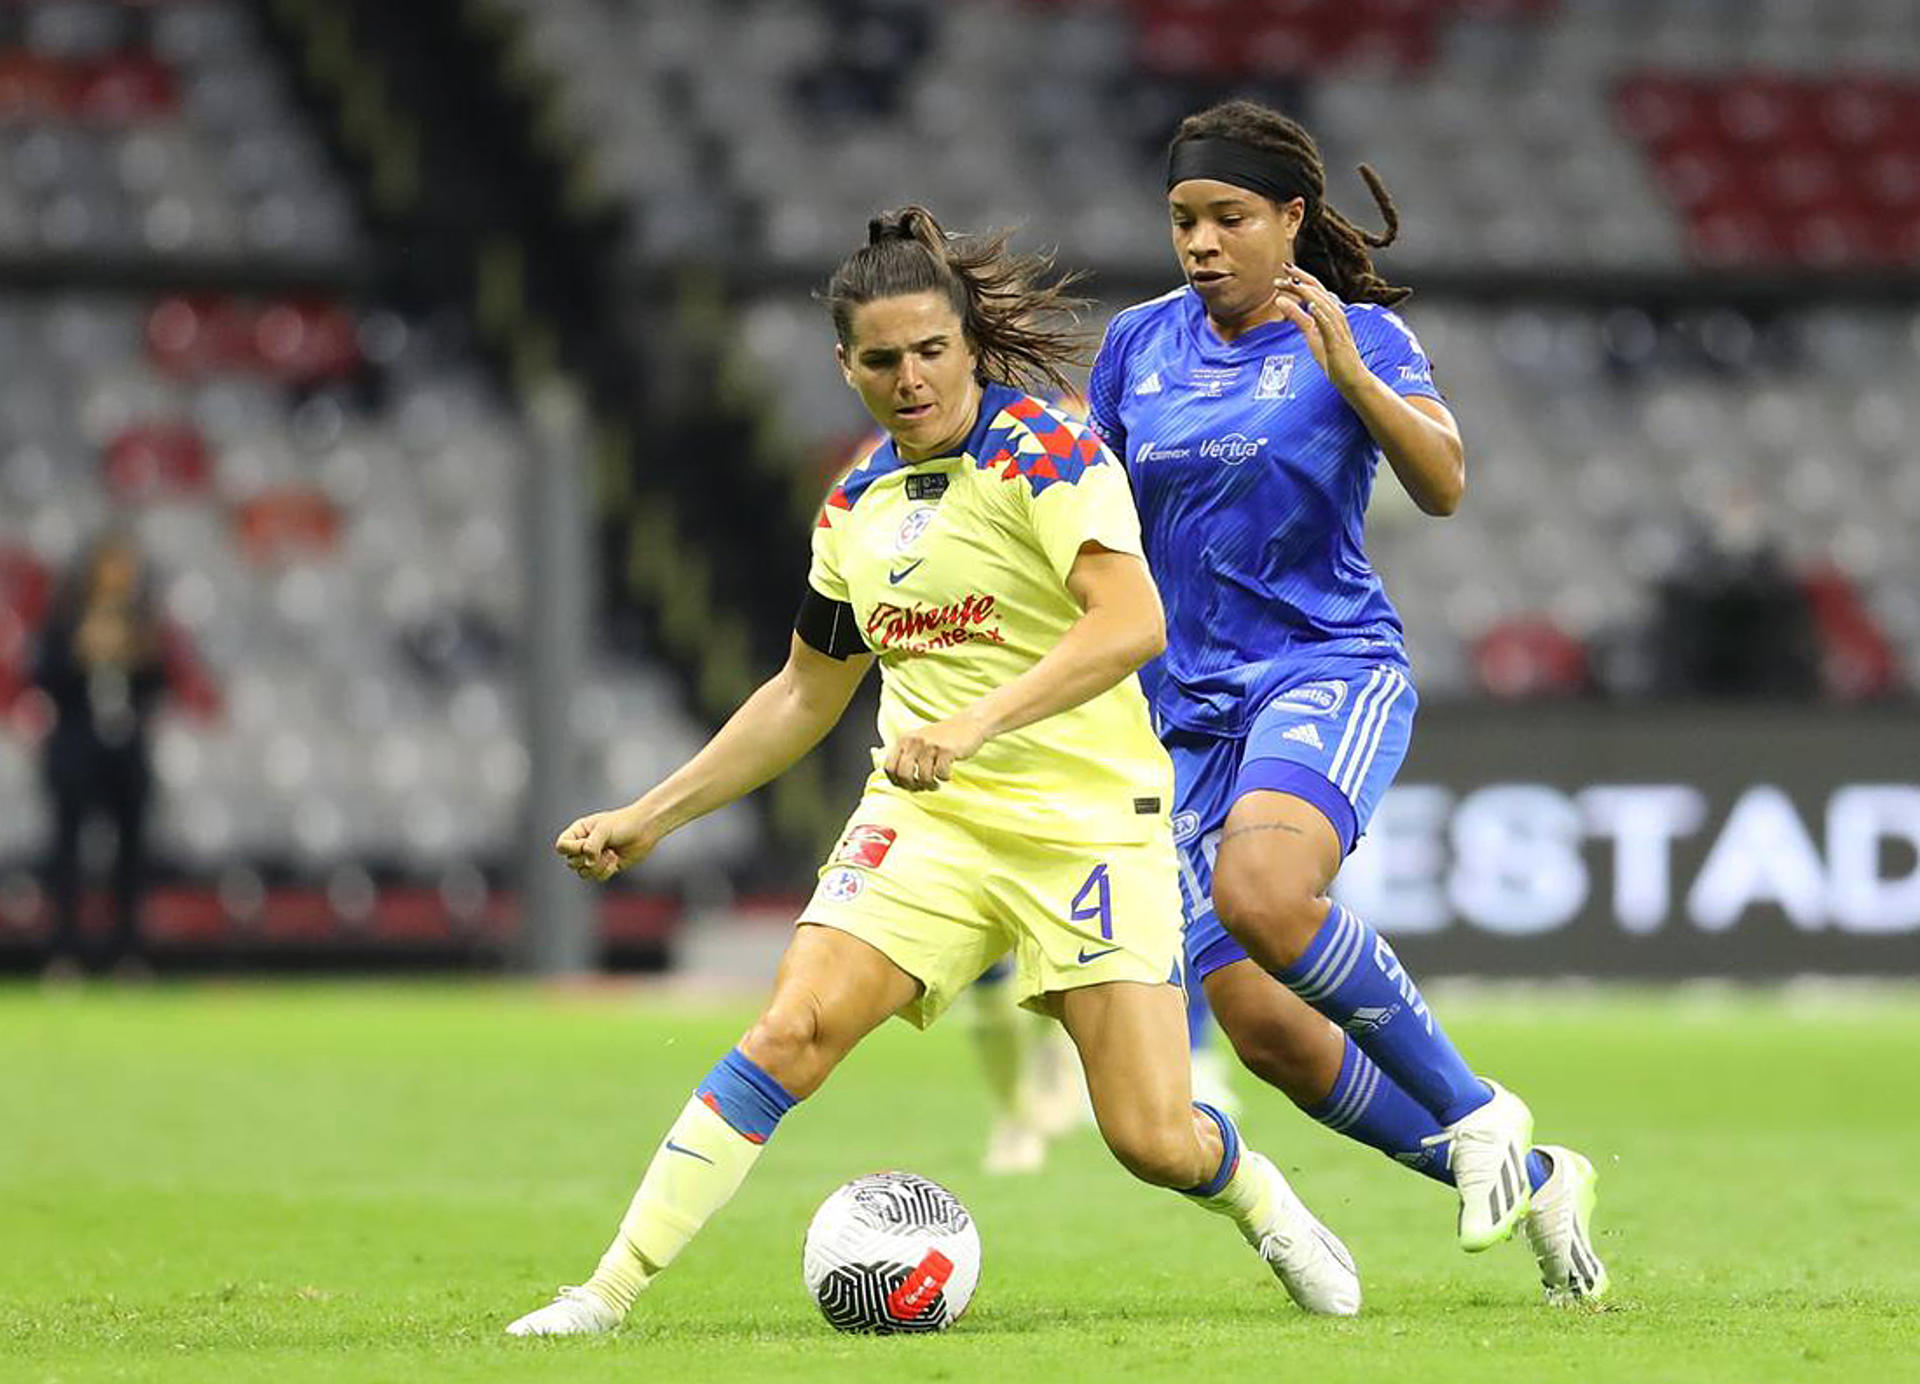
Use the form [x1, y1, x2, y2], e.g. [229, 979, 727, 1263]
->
[865, 594, 1004, 653]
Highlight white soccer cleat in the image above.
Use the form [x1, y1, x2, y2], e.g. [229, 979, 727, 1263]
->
[1429, 1080, 1536, 1252]
[504, 1285, 623, 1337]
[982, 1114, 1048, 1175]
[1243, 1152, 1362, 1317]
[1524, 1145, 1610, 1304]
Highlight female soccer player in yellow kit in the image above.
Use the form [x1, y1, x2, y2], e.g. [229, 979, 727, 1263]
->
[505, 207, 1359, 1335]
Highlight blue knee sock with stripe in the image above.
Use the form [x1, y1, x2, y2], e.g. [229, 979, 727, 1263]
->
[1310, 1035, 1551, 1191]
[1277, 903, 1488, 1126]
[1309, 1034, 1452, 1182]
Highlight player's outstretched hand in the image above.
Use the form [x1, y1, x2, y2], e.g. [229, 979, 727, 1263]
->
[884, 713, 989, 793]
[554, 805, 656, 882]
[1272, 266, 1365, 394]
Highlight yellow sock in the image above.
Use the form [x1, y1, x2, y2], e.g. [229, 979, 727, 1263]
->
[1199, 1147, 1278, 1244]
[585, 1095, 768, 1314]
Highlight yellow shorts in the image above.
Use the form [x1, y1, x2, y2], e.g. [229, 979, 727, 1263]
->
[798, 789, 1184, 1029]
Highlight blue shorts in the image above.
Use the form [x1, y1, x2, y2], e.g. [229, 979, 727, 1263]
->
[1168, 662, 1417, 982]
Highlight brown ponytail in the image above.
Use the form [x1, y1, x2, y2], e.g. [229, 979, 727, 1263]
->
[822, 205, 1092, 397]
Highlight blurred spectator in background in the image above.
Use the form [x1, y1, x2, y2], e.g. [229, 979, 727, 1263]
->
[1653, 492, 1820, 698]
[33, 530, 168, 979]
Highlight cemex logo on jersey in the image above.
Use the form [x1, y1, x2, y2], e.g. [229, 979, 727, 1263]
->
[1133, 440, 1191, 465]
[837, 824, 897, 870]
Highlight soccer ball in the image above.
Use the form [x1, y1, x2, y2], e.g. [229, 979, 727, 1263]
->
[801, 1171, 981, 1333]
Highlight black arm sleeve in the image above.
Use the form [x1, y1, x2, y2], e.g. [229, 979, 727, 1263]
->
[794, 587, 868, 660]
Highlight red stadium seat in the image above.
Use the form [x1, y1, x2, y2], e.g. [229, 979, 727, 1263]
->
[0, 52, 73, 121]
[1802, 565, 1902, 700]
[101, 424, 215, 501]
[233, 489, 343, 564]
[1620, 71, 1920, 269]
[73, 53, 178, 123]
[253, 300, 362, 383]
[1471, 616, 1589, 699]
[146, 296, 256, 376]
[0, 549, 53, 630]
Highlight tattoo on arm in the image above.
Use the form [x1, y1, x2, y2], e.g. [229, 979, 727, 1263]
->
[1219, 822, 1305, 846]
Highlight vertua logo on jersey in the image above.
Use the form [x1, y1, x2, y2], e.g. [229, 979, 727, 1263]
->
[1199, 433, 1267, 466]
[1254, 354, 1295, 400]
[895, 506, 937, 552]
[837, 824, 898, 869]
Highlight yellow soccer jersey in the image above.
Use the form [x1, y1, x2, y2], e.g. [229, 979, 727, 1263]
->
[809, 382, 1173, 844]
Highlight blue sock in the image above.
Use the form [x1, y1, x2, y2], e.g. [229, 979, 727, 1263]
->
[1309, 1039, 1554, 1192]
[1184, 971, 1213, 1053]
[1277, 904, 1487, 1125]
[1308, 1035, 1453, 1184]
[1179, 1101, 1241, 1198]
[695, 1048, 798, 1144]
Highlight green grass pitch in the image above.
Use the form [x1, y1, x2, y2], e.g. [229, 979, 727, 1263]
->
[4, 981, 1916, 1383]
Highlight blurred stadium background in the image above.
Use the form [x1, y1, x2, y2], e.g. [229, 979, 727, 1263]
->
[0, 0, 1916, 986]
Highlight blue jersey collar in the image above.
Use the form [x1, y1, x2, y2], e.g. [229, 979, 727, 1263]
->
[1180, 286, 1302, 361]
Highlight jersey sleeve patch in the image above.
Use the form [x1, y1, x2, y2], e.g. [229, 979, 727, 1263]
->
[816, 482, 853, 528]
[974, 396, 1110, 497]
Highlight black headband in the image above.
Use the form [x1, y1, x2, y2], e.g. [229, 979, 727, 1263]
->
[1166, 137, 1316, 211]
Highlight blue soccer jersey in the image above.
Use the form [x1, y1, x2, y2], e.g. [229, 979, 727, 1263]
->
[1086, 286, 1444, 737]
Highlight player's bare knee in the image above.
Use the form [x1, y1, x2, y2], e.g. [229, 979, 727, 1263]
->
[1212, 867, 1324, 969]
[739, 1004, 828, 1097]
[1222, 1019, 1321, 1106]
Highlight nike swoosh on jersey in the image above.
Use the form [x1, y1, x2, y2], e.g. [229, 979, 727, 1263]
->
[664, 1139, 715, 1165]
[888, 559, 924, 584]
[1077, 944, 1123, 964]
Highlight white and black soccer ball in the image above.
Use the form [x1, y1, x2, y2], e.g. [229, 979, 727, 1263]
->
[802, 1171, 981, 1334]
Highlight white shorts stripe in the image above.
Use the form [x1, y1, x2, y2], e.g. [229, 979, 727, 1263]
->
[1325, 668, 1388, 788]
[1337, 670, 1409, 798]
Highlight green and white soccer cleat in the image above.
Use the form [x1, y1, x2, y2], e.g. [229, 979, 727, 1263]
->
[1524, 1145, 1610, 1304]
[1243, 1152, 1363, 1317]
[504, 1285, 623, 1337]
[1428, 1080, 1536, 1252]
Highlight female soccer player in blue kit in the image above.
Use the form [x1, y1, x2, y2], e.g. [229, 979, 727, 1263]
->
[1086, 101, 1607, 1302]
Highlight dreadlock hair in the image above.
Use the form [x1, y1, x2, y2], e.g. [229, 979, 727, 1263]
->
[821, 205, 1092, 398]
[1171, 99, 1411, 308]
